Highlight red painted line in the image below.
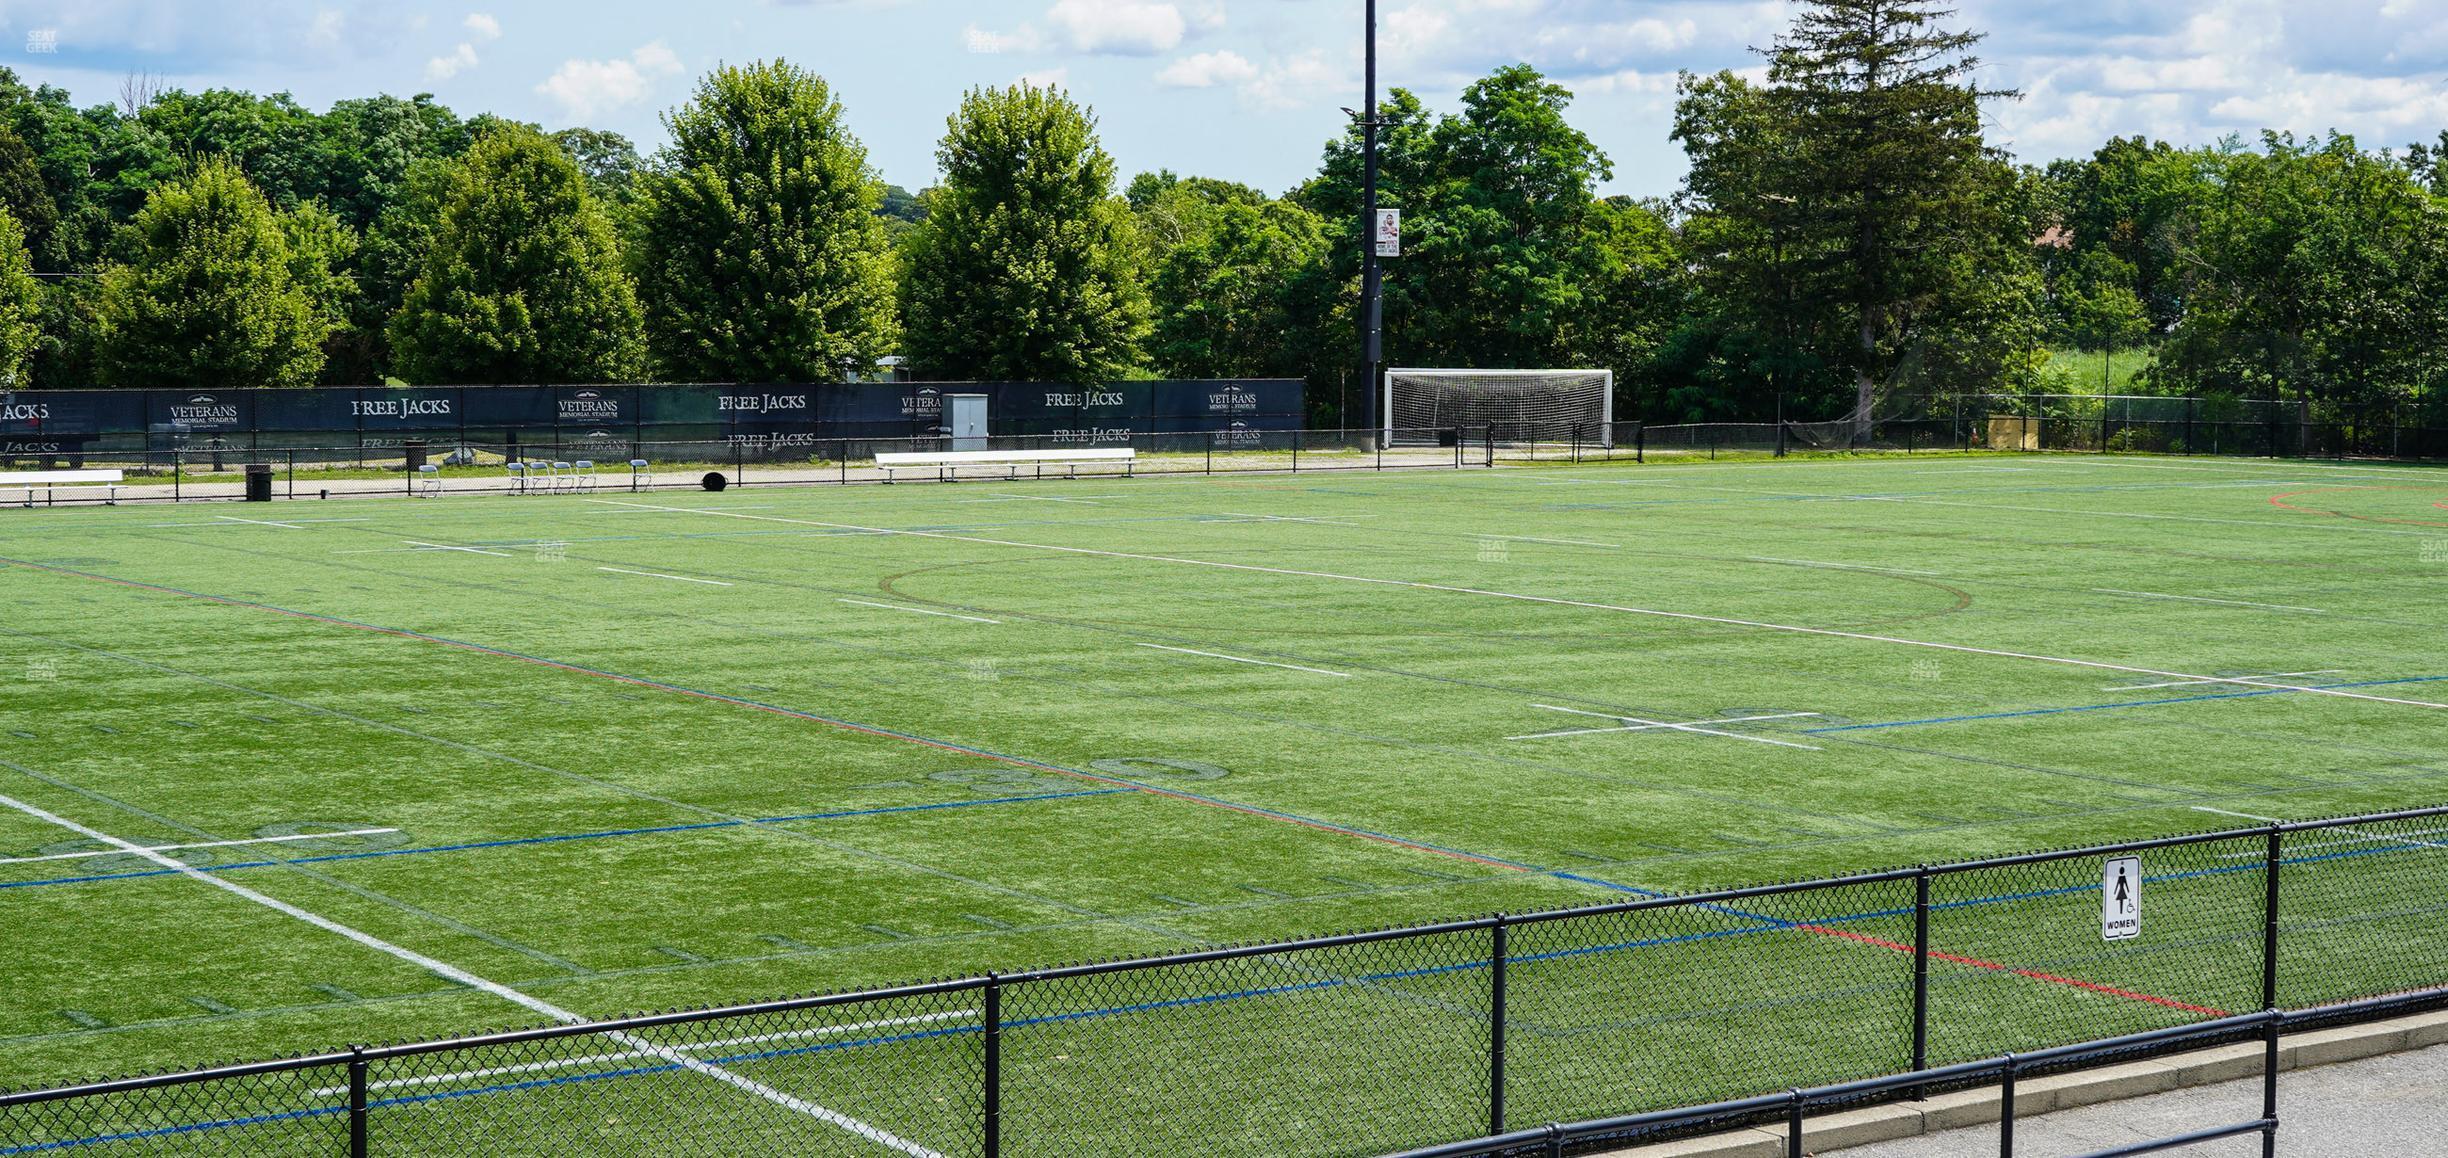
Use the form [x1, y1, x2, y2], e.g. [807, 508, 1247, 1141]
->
[0, 555, 1531, 872]
[2269, 487, 2448, 529]
[1801, 924, 2230, 1017]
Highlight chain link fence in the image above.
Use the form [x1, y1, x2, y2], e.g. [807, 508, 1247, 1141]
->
[4, 809, 2445, 1157]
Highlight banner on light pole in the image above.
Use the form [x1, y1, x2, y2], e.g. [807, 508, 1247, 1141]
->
[1375, 209, 1402, 258]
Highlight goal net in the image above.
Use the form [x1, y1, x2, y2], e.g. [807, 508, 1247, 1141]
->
[1384, 369, 1614, 447]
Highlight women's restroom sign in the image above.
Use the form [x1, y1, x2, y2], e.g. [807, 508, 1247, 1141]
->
[2102, 856, 2141, 941]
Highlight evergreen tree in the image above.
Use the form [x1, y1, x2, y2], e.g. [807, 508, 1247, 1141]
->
[94, 159, 331, 388]
[632, 61, 897, 383]
[388, 125, 645, 384]
[900, 84, 1148, 382]
[1767, 0, 2019, 428]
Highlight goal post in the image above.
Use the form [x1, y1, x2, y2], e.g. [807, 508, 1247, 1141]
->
[1383, 368, 1615, 448]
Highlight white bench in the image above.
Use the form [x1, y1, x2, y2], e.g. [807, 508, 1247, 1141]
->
[2, 469, 124, 506]
[876, 448, 1136, 483]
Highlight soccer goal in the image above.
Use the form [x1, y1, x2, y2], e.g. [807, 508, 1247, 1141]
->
[1384, 368, 1615, 447]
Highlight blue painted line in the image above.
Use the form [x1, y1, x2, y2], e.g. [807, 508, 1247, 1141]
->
[0, 1105, 343, 1154]
[0, 791, 1130, 892]
[1807, 675, 2448, 735]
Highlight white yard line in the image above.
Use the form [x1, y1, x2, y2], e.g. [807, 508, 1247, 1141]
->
[599, 567, 734, 587]
[589, 500, 2448, 712]
[1478, 534, 1620, 548]
[149, 518, 369, 529]
[403, 540, 515, 557]
[1747, 556, 1944, 577]
[838, 598, 998, 624]
[311, 1009, 979, 1097]
[0, 789, 944, 1158]
[1219, 512, 1380, 524]
[956, 494, 1110, 505]
[1509, 705, 1822, 749]
[2107, 671, 2343, 692]
[1136, 643, 1350, 678]
[213, 515, 306, 530]
[1851, 493, 2439, 538]
[2093, 588, 2328, 614]
[2191, 806, 2448, 854]
[0, 827, 399, 865]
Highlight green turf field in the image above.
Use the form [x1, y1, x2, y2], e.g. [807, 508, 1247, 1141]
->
[2, 452, 2445, 1121]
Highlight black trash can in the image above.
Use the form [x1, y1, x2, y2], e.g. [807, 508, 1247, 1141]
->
[402, 439, 428, 472]
[243, 463, 274, 503]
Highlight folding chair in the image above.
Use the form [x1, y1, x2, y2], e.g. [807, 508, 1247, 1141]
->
[629, 459, 652, 493]
[416, 464, 443, 497]
[571, 461, 598, 493]
[505, 461, 530, 495]
[550, 461, 575, 493]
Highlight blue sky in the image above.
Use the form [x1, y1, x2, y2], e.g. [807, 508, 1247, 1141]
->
[2, 0, 2443, 198]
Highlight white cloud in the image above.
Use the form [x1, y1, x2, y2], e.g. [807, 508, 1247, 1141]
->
[1018, 66, 1072, 88]
[463, 12, 501, 40]
[1241, 50, 1343, 112]
[1046, 0, 1187, 55]
[535, 41, 685, 120]
[425, 41, 478, 81]
[1156, 50, 1257, 88]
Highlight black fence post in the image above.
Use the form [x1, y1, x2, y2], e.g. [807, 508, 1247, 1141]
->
[1292, 429, 1301, 473]
[734, 441, 745, 488]
[172, 450, 181, 502]
[983, 975, 1002, 1158]
[347, 1045, 369, 1157]
[1786, 1089, 1805, 1158]
[1912, 866, 1932, 1095]
[2261, 1012, 2281, 1158]
[1636, 423, 1644, 464]
[1207, 430, 1215, 475]
[1999, 1054, 2017, 1158]
[1489, 916, 1509, 1138]
[2263, 826, 2283, 1011]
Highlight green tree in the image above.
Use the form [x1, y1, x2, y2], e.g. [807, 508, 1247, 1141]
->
[1148, 198, 1329, 379]
[900, 84, 1149, 381]
[1672, 1, 2037, 428]
[2154, 133, 2448, 409]
[0, 207, 41, 387]
[552, 126, 642, 205]
[92, 159, 332, 388]
[388, 125, 645, 384]
[631, 61, 897, 383]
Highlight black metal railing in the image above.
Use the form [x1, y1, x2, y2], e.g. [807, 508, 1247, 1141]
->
[4, 805, 2445, 1156]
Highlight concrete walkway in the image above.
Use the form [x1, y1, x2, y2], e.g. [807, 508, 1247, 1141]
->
[1831, 1040, 2448, 1156]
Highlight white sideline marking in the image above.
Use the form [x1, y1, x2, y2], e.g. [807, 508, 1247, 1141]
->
[599, 567, 734, 587]
[1509, 705, 1822, 749]
[1136, 643, 1349, 678]
[588, 500, 2448, 712]
[0, 790, 946, 1158]
[1480, 535, 1619, 549]
[213, 516, 304, 530]
[956, 494, 1110, 505]
[2192, 807, 2448, 854]
[149, 518, 369, 529]
[1215, 512, 1378, 526]
[2107, 671, 2343, 692]
[1747, 556, 1943, 577]
[2092, 588, 2327, 614]
[310, 1010, 978, 1097]
[1853, 493, 2438, 538]
[839, 598, 998, 624]
[404, 540, 514, 557]
[0, 827, 398, 865]
[592, 505, 775, 515]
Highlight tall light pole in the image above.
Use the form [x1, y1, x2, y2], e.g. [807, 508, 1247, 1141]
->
[1359, 0, 1383, 443]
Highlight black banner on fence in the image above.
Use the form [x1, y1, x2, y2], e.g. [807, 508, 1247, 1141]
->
[0, 381, 1305, 458]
